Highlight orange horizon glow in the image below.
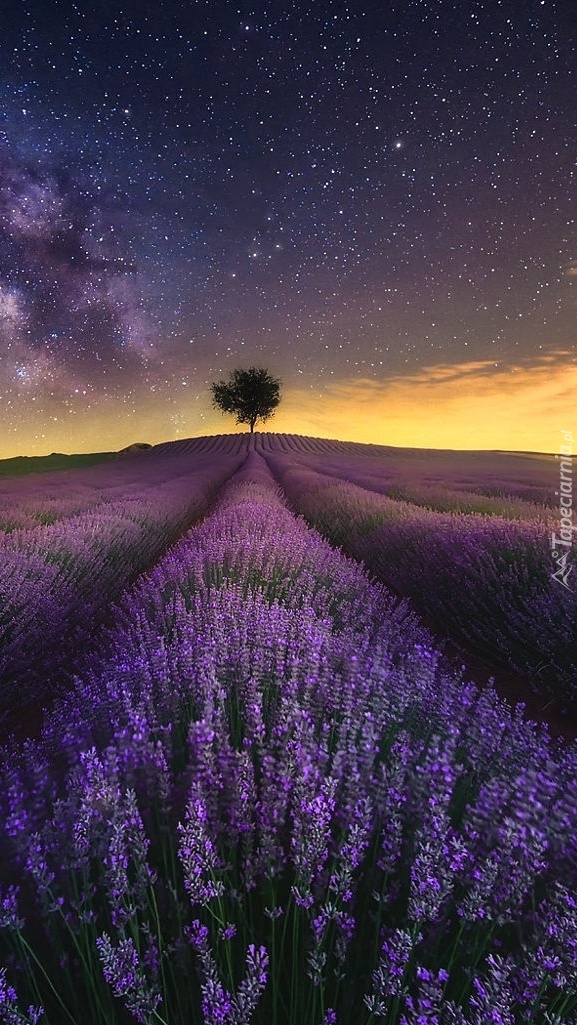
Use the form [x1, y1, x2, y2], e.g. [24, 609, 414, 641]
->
[272, 351, 576, 454]
[2, 350, 575, 459]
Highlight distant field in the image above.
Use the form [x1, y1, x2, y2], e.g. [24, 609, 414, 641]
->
[0, 432, 574, 1025]
[155, 431, 558, 507]
[1, 432, 553, 486]
[0, 450, 115, 476]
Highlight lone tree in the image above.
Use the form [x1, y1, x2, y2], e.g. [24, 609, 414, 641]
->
[210, 366, 281, 433]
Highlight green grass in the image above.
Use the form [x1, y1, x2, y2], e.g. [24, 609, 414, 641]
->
[0, 452, 116, 477]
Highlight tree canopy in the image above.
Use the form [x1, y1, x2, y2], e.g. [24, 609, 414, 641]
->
[210, 367, 282, 433]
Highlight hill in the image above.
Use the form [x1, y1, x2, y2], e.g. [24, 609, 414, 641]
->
[0, 444, 151, 477]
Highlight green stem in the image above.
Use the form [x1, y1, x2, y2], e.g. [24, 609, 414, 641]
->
[148, 885, 170, 1011]
[546, 988, 577, 1021]
[278, 889, 295, 962]
[152, 1011, 171, 1025]
[268, 884, 278, 1025]
[15, 932, 79, 1025]
[290, 900, 300, 1024]
[6, 930, 45, 1018]
[445, 919, 466, 976]
[41, 882, 112, 1021]
[44, 910, 109, 1019]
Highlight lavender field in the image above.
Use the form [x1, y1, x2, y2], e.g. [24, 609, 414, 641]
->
[0, 434, 575, 1024]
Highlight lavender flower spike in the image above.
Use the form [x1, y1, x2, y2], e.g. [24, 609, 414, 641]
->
[97, 932, 162, 1024]
[0, 968, 44, 1024]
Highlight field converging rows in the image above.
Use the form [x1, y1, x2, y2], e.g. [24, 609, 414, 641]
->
[262, 449, 576, 709]
[0, 445, 247, 725]
[0, 439, 575, 1024]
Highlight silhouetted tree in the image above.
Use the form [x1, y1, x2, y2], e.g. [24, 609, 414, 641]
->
[210, 367, 282, 433]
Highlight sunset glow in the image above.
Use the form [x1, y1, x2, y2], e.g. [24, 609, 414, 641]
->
[0, 2, 574, 457]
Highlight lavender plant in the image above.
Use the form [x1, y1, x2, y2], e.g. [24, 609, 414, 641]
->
[0, 450, 575, 1023]
[264, 453, 577, 706]
[0, 450, 245, 725]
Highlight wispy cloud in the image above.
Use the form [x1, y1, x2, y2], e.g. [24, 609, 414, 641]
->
[270, 351, 577, 452]
[5, 351, 575, 458]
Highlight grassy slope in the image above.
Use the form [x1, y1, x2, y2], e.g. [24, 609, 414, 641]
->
[0, 443, 157, 477]
[0, 451, 115, 477]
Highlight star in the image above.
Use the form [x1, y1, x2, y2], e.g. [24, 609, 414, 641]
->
[0, 0, 572, 456]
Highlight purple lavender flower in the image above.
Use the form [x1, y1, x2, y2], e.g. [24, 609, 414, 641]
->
[458, 767, 551, 925]
[329, 795, 374, 901]
[178, 787, 225, 907]
[104, 789, 155, 925]
[408, 809, 457, 924]
[468, 955, 515, 1025]
[0, 886, 24, 930]
[0, 968, 43, 1024]
[187, 919, 268, 1025]
[291, 774, 336, 893]
[400, 965, 449, 1025]
[2, 444, 577, 1025]
[512, 883, 577, 1010]
[364, 927, 416, 1013]
[24, 833, 55, 895]
[97, 932, 162, 1024]
[234, 944, 269, 1023]
[196, 960, 234, 1025]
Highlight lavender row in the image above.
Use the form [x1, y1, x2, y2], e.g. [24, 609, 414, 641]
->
[252, 440, 555, 510]
[0, 443, 246, 533]
[263, 453, 577, 707]
[1, 452, 576, 1023]
[0, 451, 245, 724]
[320, 471, 551, 520]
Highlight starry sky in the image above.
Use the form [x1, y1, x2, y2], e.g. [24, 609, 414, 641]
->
[0, 0, 575, 457]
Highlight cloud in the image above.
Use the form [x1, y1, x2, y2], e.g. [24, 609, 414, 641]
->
[3, 349, 574, 458]
[269, 351, 577, 453]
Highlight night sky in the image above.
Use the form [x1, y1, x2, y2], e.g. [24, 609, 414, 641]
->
[0, 0, 575, 457]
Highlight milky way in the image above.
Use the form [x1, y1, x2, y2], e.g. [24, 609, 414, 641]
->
[0, 1, 575, 455]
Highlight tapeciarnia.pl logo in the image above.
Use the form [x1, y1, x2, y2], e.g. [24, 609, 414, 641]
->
[551, 430, 574, 590]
